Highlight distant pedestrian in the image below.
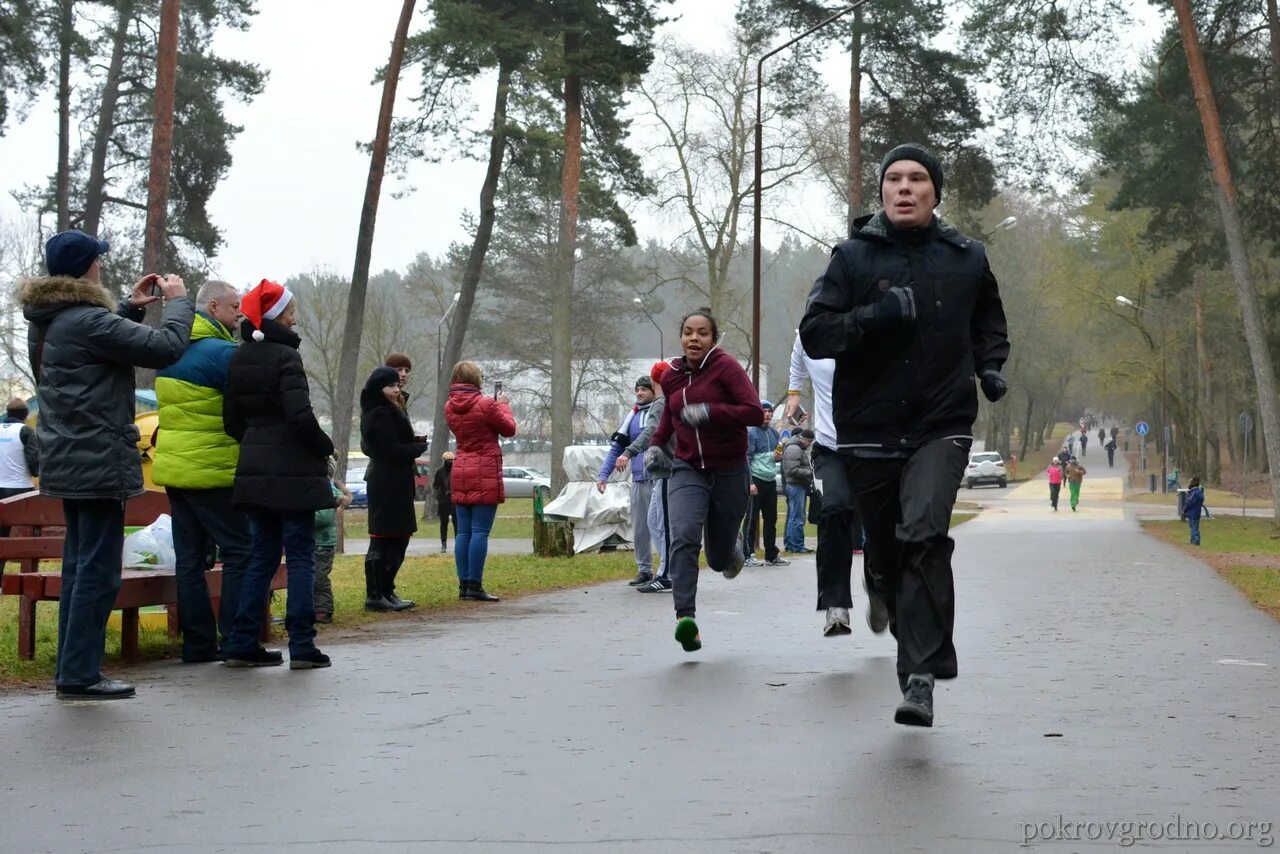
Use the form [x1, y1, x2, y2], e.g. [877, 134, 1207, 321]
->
[0, 397, 40, 573]
[312, 467, 350, 625]
[598, 374, 664, 587]
[1183, 477, 1210, 545]
[1047, 459, 1063, 511]
[1079, 430, 1088, 457]
[1066, 458, 1086, 511]
[19, 230, 192, 700]
[781, 429, 815, 552]
[633, 361, 675, 594]
[1105, 435, 1117, 468]
[385, 352, 413, 411]
[743, 401, 788, 567]
[222, 278, 336, 671]
[433, 452, 456, 554]
[1098, 428, 1106, 445]
[1066, 433, 1076, 457]
[446, 360, 517, 603]
[360, 366, 429, 613]
[649, 308, 762, 652]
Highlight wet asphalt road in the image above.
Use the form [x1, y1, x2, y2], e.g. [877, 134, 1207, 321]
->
[2, 483, 1278, 853]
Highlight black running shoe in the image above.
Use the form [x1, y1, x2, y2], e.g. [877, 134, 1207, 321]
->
[636, 576, 672, 593]
[628, 571, 654, 587]
[289, 649, 332, 670]
[224, 647, 284, 668]
[894, 674, 934, 727]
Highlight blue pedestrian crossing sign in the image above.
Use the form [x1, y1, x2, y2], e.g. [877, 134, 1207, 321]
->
[1135, 421, 1150, 437]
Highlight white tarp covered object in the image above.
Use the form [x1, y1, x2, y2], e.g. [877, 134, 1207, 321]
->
[544, 445, 633, 554]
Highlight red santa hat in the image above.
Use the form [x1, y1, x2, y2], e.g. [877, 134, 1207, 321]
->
[240, 279, 293, 342]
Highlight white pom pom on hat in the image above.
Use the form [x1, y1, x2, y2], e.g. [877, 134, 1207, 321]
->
[252, 329, 265, 341]
[240, 278, 293, 342]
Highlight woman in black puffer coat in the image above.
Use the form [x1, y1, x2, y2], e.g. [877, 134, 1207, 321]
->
[360, 366, 428, 612]
[222, 279, 335, 670]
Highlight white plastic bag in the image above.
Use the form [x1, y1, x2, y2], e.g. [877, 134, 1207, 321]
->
[122, 513, 176, 570]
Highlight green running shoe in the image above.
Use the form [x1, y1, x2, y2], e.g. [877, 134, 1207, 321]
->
[674, 617, 702, 652]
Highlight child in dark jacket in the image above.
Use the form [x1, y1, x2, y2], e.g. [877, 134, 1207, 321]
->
[1183, 477, 1210, 546]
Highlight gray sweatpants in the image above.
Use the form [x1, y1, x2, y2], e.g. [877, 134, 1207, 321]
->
[647, 477, 670, 576]
[631, 479, 654, 575]
[667, 462, 750, 619]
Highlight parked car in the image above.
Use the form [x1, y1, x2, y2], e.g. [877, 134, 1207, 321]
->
[965, 451, 1007, 489]
[414, 458, 431, 501]
[502, 466, 551, 498]
[345, 467, 368, 508]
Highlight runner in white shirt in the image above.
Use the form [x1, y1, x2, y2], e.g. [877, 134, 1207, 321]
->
[784, 333, 887, 638]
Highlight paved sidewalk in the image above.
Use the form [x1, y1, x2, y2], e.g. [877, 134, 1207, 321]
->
[2, 492, 1278, 851]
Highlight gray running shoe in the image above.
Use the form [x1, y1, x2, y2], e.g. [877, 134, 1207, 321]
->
[723, 535, 747, 579]
[823, 607, 852, 637]
[764, 557, 790, 566]
[864, 577, 889, 634]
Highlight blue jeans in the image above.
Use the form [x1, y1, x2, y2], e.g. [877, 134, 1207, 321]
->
[166, 487, 251, 657]
[56, 499, 125, 688]
[784, 485, 808, 551]
[455, 504, 498, 583]
[1188, 516, 1201, 546]
[224, 509, 317, 657]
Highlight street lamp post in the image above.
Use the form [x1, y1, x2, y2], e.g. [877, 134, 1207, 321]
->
[752, 0, 876, 391]
[437, 291, 461, 384]
[983, 216, 1018, 240]
[1116, 295, 1168, 492]
[633, 297, 664, 361]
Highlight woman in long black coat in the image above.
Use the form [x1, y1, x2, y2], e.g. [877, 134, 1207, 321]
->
[360, 366, 428, 612]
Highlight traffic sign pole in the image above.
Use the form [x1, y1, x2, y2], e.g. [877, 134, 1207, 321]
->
[1240, 412, 1254, 517]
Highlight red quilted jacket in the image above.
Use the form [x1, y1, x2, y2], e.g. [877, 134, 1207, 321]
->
[445, 384, 517, 506]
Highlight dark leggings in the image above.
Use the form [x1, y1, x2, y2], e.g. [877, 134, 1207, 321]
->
[438, 506, 457, 545]
[368, 536, 410, 574]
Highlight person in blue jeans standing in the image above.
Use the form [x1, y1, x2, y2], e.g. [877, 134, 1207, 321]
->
[221, 279, 336, 670]
[445, 361, 517, 603]
[781, 430, 815, 552]
[1183, 477, 1210, 546]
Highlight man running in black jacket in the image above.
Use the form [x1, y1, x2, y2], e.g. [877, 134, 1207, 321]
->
[799, 144, 1011, 727]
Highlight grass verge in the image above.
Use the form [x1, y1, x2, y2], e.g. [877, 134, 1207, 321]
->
[0, 551, 636, 689]
[1127, 488, 1272, 510]
[1142, 516, 1280, 621]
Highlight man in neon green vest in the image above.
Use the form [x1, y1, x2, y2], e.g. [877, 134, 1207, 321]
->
[153, 281, 247, 663]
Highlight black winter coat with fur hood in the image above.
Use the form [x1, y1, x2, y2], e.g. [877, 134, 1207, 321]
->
[18, 275, 193, 500]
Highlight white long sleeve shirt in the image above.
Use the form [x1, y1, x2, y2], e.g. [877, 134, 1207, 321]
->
[788, 333, 837, 450]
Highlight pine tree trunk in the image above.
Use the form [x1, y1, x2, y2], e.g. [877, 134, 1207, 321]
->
[83, 0, 132, 236]
[55, 0, 73, 232]
[551, 37, 583, 496]
[428, 61, 514, 482]
[330, 0, 416, 473]
[1193, 275, 1212, 481]
[1269, 0, 1280, 73]
[1173, 0, 1280, 521]
[1019, 396, 1034, 462]
[137, 0, 180, 387]
[846, 11, 863, 230]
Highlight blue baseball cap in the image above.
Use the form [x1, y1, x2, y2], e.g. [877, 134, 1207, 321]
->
[45, 230, 110, 278]
[761, 399, 774, 410]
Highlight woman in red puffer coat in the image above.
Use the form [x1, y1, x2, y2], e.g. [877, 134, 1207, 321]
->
[445, 360, 516, 602]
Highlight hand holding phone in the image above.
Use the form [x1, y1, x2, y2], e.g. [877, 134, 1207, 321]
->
[494, 381, 504, 400]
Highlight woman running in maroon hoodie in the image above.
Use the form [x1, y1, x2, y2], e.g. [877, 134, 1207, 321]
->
[649, 308, 764, 652]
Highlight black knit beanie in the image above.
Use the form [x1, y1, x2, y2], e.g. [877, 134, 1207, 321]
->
[879, 144, 944, 204]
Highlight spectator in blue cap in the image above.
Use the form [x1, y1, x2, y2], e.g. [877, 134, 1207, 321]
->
[742, 399, 788, 568]
[17, 231, 193, 701]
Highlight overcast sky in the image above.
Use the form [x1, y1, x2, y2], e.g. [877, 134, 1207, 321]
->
[0, 0, 1163, 286]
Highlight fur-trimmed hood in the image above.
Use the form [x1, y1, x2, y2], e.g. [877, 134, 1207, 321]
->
[17, 275, 116, 321]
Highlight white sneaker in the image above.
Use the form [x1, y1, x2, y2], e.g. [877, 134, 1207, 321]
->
[823, 607, 852, 637]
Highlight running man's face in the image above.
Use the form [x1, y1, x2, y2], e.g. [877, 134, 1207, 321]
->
[635, 386, 656, 405]
[882, 159, 937, 229]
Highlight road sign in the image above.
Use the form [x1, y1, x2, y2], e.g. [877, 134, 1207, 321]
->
[1135, 421, 1150, 437]
[1240, 412, 1254, 435]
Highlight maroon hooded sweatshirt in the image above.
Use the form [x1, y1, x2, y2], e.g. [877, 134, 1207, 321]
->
[650, 345, 764, 471]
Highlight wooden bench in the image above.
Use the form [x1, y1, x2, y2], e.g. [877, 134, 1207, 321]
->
[0, 490, 285, 662]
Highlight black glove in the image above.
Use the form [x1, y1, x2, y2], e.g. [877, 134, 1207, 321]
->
[980, 369, 1008, 402]
[680, 402, 710, 426]
[855, 286, 916, 330]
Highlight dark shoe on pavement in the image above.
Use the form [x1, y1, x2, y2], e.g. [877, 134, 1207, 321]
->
[289, 649, 332, 670]
[181, 649, 223, 664]
[458, 581, 469, 600]
[823, 607, 852, 637]
[463, 582, 500, 602]
[314, 611, 333, 625]
[628, 571, 654, 587]
[56, 678, 135, 700]
[765, 557, 790, 566]
[637, 576, 672, 593]
[224, 646, 284, 668]
[674, 616, 701, 652]
[894, 674, 935, 727]
[364, 596, 396, 612]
